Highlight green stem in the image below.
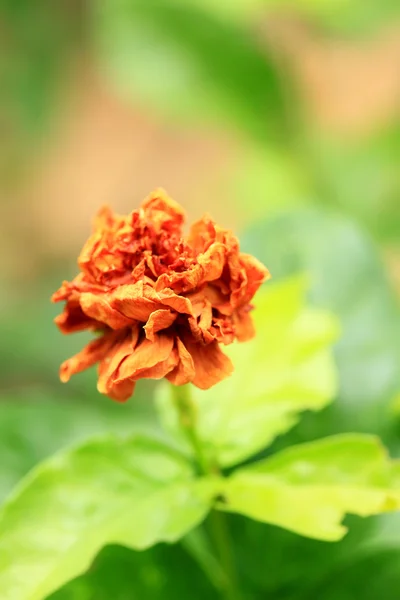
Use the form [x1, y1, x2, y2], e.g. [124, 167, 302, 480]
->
[208, 510, 241, 600]
[171, 383, 209, 475]
[171, 384, 241, 600]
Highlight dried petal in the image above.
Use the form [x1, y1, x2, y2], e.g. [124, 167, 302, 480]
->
[52, 189, 269, 400]
[184, 337, 234, 390]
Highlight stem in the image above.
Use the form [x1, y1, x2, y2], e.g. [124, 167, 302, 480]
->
[171, 384, 242, 600]
[208, 510, 242, 600]
[171, 383, 209, 475]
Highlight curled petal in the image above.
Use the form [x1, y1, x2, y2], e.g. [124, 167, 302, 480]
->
[197, 242, 226, 283]
[158, 288, 194, 315]
[78, 206, 126, 279]
[144, 309, 177, 342]
[55, 299, 102, 334]
[188, 299, 214, 344]
[131, 346, 179, 381]
[188, 215, 216, 252]
[230, 254, 270, 308]
[60, 331, 119, 382]
[51, 280, 74, 303]
[184, 337, 234, 390]
[80, 293, 133, 330]
[111, 282, 165, 321]
[167, 337, 195, 385]
[210, 317, 235, 345]
[52, 275, 107, 304]
[233, 309, 255, 342]
[97, 328, 140, 401]
[115, 333, 175, 384]
[141, 188, 185, 232]
[100, 377, 136, 403]
[155, 263, 204, 294]
[155, 242, 226, 294]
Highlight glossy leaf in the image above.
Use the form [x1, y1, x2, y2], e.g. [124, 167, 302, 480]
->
[157, 277, 339, 467]
[221, 434, 400, 541]
[0, 435, 219, 600]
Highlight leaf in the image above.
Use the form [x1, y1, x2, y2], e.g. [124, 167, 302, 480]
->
[49, 542, 220, 600]
[181, 528, 227, 592]
[157, 276, 339, 467]
[220, 434, 400, 542]
[0, 393, 162, 502]
[91, 0, 287, 141]
[304, 549, 400, 600]
[0, 435, 219, 600]
[242, 210, 400, 437]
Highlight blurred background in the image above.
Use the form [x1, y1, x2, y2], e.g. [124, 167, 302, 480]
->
[1, 1, 400, 599]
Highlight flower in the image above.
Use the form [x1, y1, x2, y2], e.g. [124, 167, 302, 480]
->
[52, 189, 270, 401]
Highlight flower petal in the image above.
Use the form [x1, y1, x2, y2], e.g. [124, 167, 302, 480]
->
[141, 188, 186, 233]
[60, 332, 119, 382]
[197, 242, 226, 283]
[158, 289, 194, 315]
[188, 299, 214, 344]
[111, 282, 165, 321]
[80, 293, 133, 330]
[144, 309, 177, 342]
[184, 337, 234, 389]
[155, 264, 204, 294]
[55, 299, 102, 334]
[230, 254, 271, 308]
[188, 215, 216, 252]
[97, 328, 140, 401]
[166, 338, 195, 385]
[133, 346, 179, 381]
[115, 333, 175, 384]
[232, 309, 255, 342]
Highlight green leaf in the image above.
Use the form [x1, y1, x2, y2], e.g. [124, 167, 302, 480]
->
[181, 528, 227, 592]
[0, 393, 163, 502]
[242, 210, 400, 437]
[220, 434, 400, 541]
[0, 435, 219, 600]
[305, 549, 400, 600]
[91, 0, 287, 141]
[157, 277, 339, 467]
[49, 543, 220, 600]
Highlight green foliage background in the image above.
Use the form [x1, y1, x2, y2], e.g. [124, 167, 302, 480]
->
[0, 0, 399, 599]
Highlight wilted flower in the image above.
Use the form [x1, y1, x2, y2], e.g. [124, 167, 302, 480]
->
[52, 189, 270, 401]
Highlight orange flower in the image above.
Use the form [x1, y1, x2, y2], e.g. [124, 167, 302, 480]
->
[52, 189, 270, 401]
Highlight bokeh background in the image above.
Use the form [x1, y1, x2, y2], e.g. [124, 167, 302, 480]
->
[1, 1, 400, 599]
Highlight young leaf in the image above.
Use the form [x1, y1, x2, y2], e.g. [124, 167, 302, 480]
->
[157, 277, 339, 467]
[220, 434, 400, 541]
[0, 435, 219, 600]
